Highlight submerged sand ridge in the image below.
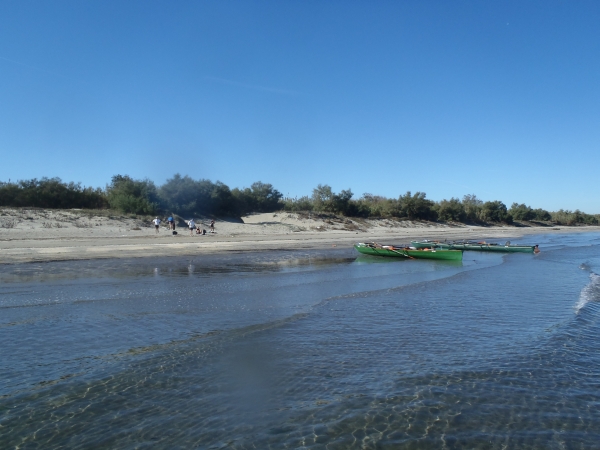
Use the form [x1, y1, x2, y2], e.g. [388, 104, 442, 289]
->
[1, 208, 597, 263]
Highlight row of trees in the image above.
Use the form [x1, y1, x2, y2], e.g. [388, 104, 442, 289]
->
[105, 175, 283, 217]
[1, 176, 598, 225]
[282, 189, 550, 224]
[0, 176, 283, 218]
[0, 178, 106, 209]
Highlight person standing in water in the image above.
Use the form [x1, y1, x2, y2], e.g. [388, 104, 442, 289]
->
[153, 217, 161, 234]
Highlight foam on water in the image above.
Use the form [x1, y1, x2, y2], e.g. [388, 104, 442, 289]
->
[575, 272, 600, 313]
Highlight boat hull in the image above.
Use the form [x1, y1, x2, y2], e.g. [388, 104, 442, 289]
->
[354, 243, 463, 261]
[411, 241, 537, 253]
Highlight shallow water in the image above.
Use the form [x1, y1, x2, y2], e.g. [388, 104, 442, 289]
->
[1, 232, 600, 449]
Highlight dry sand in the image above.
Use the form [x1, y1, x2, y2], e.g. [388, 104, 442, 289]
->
[1, 208, 598, 264]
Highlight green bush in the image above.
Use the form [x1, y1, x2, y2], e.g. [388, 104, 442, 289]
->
[510, 203, 552, 222]
[106, 175, 159, 215]
[311, 185, 354, 215]
[348, 199, 373, 218]
[158, 174, 239, 218]
[353, 194, 402, 218]
[551, 209, 599, 225]
[480, 201, 512, 224]
[0, 177, 106, 209]
[231, 182, 283, 215]
[282, 196, 314, 212]
[462, 194, 483, 223]
[436, 198, 466, 222]
[509, 203, 535, 221]
[210, 182, 237, 216]
[398, 191, 437, 221]
[532, 208, 552, 221]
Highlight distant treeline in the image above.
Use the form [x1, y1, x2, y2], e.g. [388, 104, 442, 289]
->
[0, 176, 598, 226]
[0, 178, 106, 209]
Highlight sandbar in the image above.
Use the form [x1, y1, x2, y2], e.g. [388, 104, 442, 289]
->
[1, 209, 598, 264]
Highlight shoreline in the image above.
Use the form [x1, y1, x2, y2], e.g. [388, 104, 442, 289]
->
[2, 223, 599, 264]
[2, 207, 599, 264]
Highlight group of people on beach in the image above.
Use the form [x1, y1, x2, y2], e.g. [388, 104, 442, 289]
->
[152, 216, 215, 236]
[185, 218, 215, 236]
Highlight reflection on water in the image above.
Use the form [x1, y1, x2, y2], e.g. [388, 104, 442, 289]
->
[354, 254, 465, 268]
[1, 234, 600, 448]
[0, 251, 360, 284]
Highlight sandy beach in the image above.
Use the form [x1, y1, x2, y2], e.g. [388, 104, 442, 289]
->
[1, 208, 598, 264]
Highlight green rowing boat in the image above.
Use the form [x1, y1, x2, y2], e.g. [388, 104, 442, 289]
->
[410, 240, 539, 253]
[354, 243, 463, 261]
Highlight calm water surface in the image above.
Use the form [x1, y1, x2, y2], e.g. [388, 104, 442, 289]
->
[1, 232, 600, 449]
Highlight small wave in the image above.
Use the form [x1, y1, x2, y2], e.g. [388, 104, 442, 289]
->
[575, 272, 600, 313]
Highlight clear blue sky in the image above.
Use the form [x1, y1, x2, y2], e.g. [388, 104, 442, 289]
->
[1, 1, 599, 212]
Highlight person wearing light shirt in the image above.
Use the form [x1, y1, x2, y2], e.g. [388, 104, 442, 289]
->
[152, 217, 161, 234]
[187, 219, 196, 236]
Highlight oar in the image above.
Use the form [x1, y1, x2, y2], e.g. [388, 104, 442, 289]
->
[387, 246, 415, 259]
[369, 242, 414, 259]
